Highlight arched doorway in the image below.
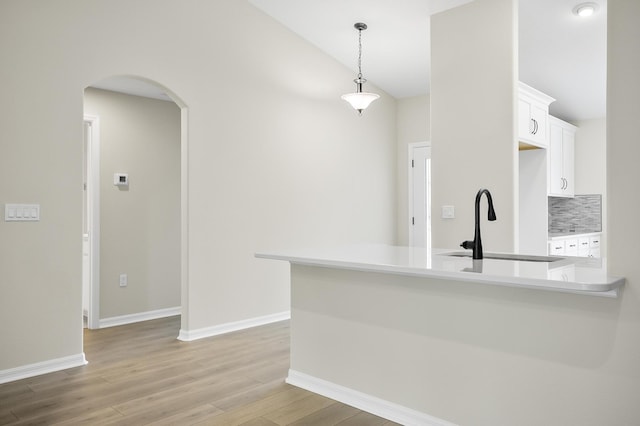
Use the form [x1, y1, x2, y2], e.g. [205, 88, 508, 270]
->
[82, 76, 188, 338]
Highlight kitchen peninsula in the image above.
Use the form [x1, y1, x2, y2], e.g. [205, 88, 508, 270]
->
[256, 245, 625, 425]
[257, 244, 623, 297]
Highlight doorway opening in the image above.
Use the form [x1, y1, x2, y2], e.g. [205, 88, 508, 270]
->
[408, 142, 431, 248]
[82, 76, 188, 337]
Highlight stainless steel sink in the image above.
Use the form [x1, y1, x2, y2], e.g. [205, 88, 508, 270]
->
[442, 251, 564, 263]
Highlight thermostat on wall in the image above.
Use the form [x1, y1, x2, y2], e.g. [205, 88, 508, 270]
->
[114, 173, 129, 186]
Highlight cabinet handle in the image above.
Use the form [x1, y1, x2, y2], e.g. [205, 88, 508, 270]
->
[534, 119, 538, 135]
[531, 118, 538, 135]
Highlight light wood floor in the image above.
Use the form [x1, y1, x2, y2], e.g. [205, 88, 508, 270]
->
[0, 316, 399, 425]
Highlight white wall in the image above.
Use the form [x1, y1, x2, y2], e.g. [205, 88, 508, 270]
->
[396, 95, 430, 245]
[0, 0, 396, 371]
[430, 0, 518, 252]
[84, 88, 181, 319]
[575, 118, 607, 257]
[605, 1, 640, 420]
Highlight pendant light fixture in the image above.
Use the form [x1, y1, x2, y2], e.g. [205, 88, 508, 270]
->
[341, 22, 379, 115]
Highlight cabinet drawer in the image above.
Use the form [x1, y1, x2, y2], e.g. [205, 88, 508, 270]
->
[564, 238, 578, 256]
[578, 238, 590, 254]
[549, 241, 565, 255]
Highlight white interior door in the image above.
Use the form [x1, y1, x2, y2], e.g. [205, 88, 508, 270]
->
[83, 115, 100, 329]
[82, 122, 90, 324]
[409, 143, 431, 248]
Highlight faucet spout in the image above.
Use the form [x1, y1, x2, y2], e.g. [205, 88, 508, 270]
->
[460, 188, 497, 260]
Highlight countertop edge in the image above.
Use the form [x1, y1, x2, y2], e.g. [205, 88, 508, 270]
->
[255, 251, 625, 298]
[548, 231, 602, 239]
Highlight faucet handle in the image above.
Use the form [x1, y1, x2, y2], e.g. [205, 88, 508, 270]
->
[460, 240, 474, 250]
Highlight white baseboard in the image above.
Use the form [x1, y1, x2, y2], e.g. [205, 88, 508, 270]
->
[286, 370, 457, 426]
[99, 306, 181, 328]
[0, 353, 88, 385]
[177, 311, 290, 341]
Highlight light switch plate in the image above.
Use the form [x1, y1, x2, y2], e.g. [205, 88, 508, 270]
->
[442, 205, 455, 219]
[5, 204, 40, 222]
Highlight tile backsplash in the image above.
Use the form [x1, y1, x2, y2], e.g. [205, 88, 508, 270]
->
[548, 194, 602, 234]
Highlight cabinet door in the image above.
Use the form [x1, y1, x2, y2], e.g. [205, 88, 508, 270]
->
[518, 99, 533, 142]
[548, 120, 576, 197]
[518, 98, 548, 148]
[530, 104, 548, 146]
[548, 124, 564, 195]
[562, 129, 575, 196]
[549, 265, 575, 282]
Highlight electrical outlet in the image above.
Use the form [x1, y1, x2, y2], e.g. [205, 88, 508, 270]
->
[119, 273, 127, 287]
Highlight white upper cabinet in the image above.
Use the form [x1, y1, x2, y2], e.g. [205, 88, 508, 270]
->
[548, 116, 577, 197]
[518, 82, 555, 148]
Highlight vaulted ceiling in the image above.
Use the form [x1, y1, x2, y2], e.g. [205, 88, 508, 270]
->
[94, 0, 607, 123]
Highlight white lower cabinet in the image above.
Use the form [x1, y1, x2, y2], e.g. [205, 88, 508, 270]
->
[548, 265, 576, 282]
[548, 233, 601, 258]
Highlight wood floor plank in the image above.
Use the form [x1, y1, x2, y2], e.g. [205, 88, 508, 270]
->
[111, 376, 262, 416]
[288, 402, 361, 425]
[0, 316, 394, 425]
[238, 417, 280, 426]
[49, 407, 124, 425]
[335, 410, 400, 426]
[210, 379, 291, 412]
[262, 393, 337, 425]
[9, 372, 198, 422]
[0, 410, 18, 425]
[146, 403, 223, 426]
[194, 385, 311, 425]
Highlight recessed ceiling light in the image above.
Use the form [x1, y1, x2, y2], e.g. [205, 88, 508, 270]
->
[573, 2, 598, 17]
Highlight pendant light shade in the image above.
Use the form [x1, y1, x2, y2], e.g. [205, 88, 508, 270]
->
[341, 91, 379, 111]
[342, 23, 379, 115]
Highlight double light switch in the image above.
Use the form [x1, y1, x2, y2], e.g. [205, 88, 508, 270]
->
[4, 204, 40, 221]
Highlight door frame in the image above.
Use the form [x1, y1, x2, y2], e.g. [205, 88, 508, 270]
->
[408, 141, 431, 248]
[84, 114, 101, 329]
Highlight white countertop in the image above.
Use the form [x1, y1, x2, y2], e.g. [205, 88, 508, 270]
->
[256, 244, 625, 298]
[548, 231, 601, 239]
